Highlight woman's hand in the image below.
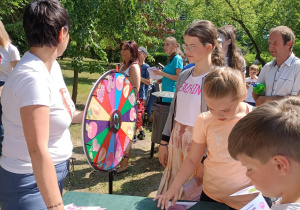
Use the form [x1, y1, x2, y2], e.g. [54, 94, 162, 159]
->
[158, 144, 168, 168]
[154, 68, 181, 81]
[153, 69, 163, 76]
[153, 187, 179, 210]
[156, 79, 162, 84]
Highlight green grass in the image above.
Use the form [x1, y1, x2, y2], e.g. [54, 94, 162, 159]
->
[59, 58, 102, 108]
[59, 58, 164, 197]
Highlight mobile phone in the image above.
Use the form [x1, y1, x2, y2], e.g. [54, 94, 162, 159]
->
[158, 63, 165, 69]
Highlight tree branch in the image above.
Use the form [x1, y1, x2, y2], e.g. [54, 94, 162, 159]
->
[228, 14, 266, 65]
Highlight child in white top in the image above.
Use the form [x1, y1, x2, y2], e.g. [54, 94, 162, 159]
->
[228, 97, 300, 210]
[156, 20, 225, 200]
[245, 64, 259, 106]
[154, 67, 258, 209]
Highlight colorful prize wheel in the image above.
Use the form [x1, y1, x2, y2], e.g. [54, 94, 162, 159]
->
[82, 70, 137, 172]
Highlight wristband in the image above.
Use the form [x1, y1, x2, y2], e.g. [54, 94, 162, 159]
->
[159, 143, 168, 147]
[47, 202, 63, 209]
[201, 155, 207, 164]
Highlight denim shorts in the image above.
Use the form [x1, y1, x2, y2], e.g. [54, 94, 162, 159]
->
[0, 160, 69, 210]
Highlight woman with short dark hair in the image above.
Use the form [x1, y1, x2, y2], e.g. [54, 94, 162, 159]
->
[0, 1, 82, 209]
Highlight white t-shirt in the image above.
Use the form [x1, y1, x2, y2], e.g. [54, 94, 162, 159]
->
[0, 43, 20, 81]
[0, 52, 75, 174]
[175, 73, 206, 126]
[245, 77, 257, 103]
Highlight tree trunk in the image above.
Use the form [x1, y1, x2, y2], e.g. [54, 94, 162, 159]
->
[72, 69, 79, 105]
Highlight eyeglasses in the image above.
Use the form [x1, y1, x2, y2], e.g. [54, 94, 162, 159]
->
[217, 36, 223, 44]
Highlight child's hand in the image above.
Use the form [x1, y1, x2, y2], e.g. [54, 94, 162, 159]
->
[158, 145, 168, 168]
[153, 189, 179, 210]
[196, 163, 204, 186]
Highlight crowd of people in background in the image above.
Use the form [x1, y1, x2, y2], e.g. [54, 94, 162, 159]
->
[0, 0, 300, 209]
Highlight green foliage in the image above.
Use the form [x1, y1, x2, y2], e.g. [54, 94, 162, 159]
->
[243, 53, 257, 67]
[163, 0, 193, 44]
[1, 0, 30, 55]
[62, 0, 173, 66]
[294, 39, 300, 58]
[60, 0, 175, 102]
[186, 0, 300, 66]
[147, 52, 169, 66]
[4, 22, 28, 55]
[0, 0, 28, 21]
[70, 56, 85, 73]
[243, 52, 272, 67]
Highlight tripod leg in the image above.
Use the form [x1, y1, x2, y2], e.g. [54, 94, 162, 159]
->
[109, 171, 114, 194]
[150, 142, 155, 159]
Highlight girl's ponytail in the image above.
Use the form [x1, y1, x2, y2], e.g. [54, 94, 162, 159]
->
[212, 44, 225, 67]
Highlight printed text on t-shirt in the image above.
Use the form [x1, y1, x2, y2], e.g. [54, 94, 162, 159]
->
[178, 82, 202, 95]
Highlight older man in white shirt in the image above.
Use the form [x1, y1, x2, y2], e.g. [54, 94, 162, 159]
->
[253, 25, 300, 106]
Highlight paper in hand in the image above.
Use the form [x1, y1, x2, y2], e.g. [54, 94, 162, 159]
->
[240, 194, 270, 210]
[147, 67, 163, 80]
[231, 185, 259, 196]
[167, 202, 197, 210]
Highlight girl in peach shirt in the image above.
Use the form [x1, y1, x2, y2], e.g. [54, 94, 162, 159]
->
[155, 67, 258, 209]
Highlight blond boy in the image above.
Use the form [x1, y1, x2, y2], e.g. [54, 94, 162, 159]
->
[228, 97, 300, 209]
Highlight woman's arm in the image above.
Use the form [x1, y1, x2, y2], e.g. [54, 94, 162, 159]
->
[129, 63, 141, 95]
[20, 105, 64, 210]
[72, 110, 84, 124]
[153, 68, 181, 81]
[11, 60, 19, 68]
[141, 77, 151, 86]
[158, 73, 183, 167]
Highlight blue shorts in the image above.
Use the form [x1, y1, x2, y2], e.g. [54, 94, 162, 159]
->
[0, 160, 69, 210]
